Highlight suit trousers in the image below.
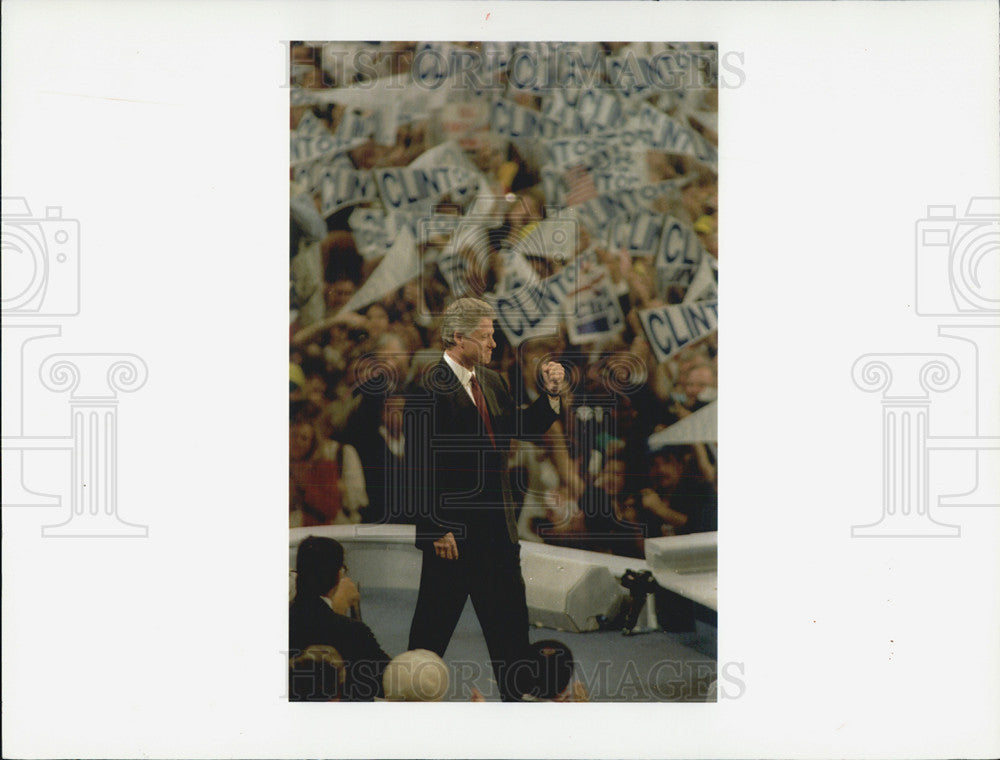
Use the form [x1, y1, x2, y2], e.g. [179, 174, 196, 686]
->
[408, 543, 530, 702]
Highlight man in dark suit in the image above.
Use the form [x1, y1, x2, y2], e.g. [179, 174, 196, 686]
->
[405, 297, 566, 701]
[289, 535, 392, 701]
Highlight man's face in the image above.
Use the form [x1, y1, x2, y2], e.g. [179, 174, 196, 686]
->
[290, 422, 315, 461]
[681, 366, 714, 402]
[651, 453, 684, 493]
[601, 459, 625, 495]
[457, 317, 496, 367]
[326, 280, 355, 312]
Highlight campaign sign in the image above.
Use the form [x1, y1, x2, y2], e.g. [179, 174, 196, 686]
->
[609, 210, 665, 258]
[492, 255, 586, 347]
[566, 270, 627, 344]
[627, 102, 717, 166]
[639, 300, 718, 364]
[491, 98, 560, 141]
[318, 170, 379, 217]
[348, 206, 395, 261]
[290, 129, 369, 166]
[375, 165, 478, 212]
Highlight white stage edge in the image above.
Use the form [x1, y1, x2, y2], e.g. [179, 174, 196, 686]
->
[289, 526, 718, 626]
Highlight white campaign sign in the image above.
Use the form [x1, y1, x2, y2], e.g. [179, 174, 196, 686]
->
[491, 254, 589, 347]
[348, 206, 394, 261]
[374, 165, 478, 213]
[627, 102, 717, 166]
[682, 254, 718, 303]
[491, 98, 559, 141]
[509, 219, 578, 262]
[565, 267, 626, 344]
[609, 210, 666, 258]
[318, 170, 379, 217]
[655, 215, 706, 292]
[639, 300, 718, 364]
[336, 227, 419, 315]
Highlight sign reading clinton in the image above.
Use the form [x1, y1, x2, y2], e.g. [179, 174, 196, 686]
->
[639, 300, 719, 363]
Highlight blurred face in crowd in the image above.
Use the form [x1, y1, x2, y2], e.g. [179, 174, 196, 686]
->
[402, 280, 421, 308]
[375, 333, 410, 387]
[681, 365, 715, 404]
[600, 458, 626, 496]
[365, 304, 390, 336]
[454, 317, 496, 369]
[326, 280, 356, 313]
[651, 452, 684, 494]
[290, 422, 316, 461]
[305, 375, 327, 406]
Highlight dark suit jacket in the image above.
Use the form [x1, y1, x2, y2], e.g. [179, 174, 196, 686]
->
[405, 358, 560, 555]
[288, 595, 391, 701]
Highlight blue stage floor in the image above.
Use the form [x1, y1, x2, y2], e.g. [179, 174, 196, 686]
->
[362, 586, 717, 702]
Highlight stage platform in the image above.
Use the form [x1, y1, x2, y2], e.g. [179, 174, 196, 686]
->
[362, 585, 716, 702]
[291, 525, 718, 702]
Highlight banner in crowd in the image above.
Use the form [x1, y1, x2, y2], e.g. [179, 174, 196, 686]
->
[294, 67, 456, 129]
[638, 299, 718, 363]
[510, 218, 578, 262]
[608, 210, 665, 258]
[540, 88, 623, 136]
[294, 151, 355, 192]
[647, 401, 717, 447]
[654, 214, 706, 294]
[570, 178, 687, 236]
[318, 170, 379, 217]
[291, 127, 369, 166]
[627, 102, 717, 167]
[564, 266, 627, 344]
[294, 109, 325, 137]
[491, 97, 560, 141]
[491, 253, 594, 347]
[336, 227, 419, 315]
[374, 165, 479, 213]
[682, 254, 718, 304]
[348, 206, 395, 260]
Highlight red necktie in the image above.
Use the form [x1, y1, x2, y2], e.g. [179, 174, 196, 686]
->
[469, 374, 496, 448]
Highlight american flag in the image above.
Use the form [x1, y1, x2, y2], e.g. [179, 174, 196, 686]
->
[561, 163, 599, 207]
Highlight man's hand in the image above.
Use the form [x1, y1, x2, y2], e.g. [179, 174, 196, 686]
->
[541, 361, 566, 396]
[433, 531, 459, 560]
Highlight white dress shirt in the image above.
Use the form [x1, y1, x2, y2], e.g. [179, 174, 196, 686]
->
[442, 351, 560, 413]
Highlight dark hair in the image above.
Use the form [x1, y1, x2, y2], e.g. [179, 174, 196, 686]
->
[289, 645, 344, 702]
[515, 639, 574, 700]
[294, 536, 344, 598]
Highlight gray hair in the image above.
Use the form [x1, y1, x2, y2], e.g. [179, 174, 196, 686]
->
[382, 649, 450, 702]
[440, 297, 496, 348]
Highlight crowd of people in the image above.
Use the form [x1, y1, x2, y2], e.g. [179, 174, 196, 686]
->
[289, 40, 718, 559]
